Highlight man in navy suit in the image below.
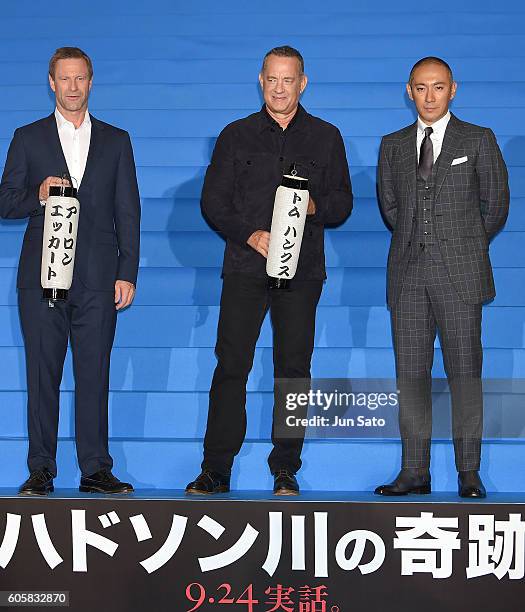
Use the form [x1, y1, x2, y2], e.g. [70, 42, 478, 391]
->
[0, 47, 141, 495]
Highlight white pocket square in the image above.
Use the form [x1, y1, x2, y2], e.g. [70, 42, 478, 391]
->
[451, 156, 468, 166]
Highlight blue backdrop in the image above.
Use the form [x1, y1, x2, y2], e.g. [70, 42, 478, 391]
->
[0, 0, 524, 491]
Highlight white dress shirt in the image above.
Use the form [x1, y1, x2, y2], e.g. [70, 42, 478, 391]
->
[416, 111, 451, 163]
[54, 108, 91, 188]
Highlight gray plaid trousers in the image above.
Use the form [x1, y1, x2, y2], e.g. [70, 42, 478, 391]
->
[391, 248, 483, 471]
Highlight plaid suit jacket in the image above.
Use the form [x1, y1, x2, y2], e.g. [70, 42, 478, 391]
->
[378, 113, 509, 308]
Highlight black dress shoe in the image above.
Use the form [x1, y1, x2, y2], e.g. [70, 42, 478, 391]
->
[458, 470, 486, 498]
[186, 470, 230, 495]
[374, 469, 431, 496]
[79, 470, 133, 494]
[273, 469, 299, 496]
[19, 469, 54, 496]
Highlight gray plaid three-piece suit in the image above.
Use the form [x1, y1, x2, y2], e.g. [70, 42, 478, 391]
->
[378, 113, 510, 471]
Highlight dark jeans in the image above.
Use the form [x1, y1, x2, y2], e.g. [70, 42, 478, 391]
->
[202, 273, 323, 476]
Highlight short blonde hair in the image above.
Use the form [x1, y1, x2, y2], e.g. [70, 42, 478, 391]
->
[49, 47, 93, 80]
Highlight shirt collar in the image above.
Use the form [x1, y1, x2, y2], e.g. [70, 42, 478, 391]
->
[259, 103, 307, 133]
[417, 111, 450, 137]
[54, 107, 91, 130]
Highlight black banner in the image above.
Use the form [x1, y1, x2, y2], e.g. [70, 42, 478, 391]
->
[1, 496, 524, 611]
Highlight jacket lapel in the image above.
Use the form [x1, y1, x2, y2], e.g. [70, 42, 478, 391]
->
[433, 113, 464, 199]
[79, 114, 104, 193]
[43, 114, 69, 179]
[400, 122, 418, 195]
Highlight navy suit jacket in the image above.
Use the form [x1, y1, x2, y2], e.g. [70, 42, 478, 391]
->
[0, 113, 140, 290]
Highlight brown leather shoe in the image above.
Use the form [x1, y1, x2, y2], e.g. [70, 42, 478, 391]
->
[185, 470, 230, 495]
[273, 469, 299, 496]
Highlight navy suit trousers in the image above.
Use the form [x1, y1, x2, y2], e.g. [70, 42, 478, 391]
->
[18, 276, 116, 477]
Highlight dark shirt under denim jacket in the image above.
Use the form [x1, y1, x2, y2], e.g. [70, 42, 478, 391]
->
[201, 104, 354, 280]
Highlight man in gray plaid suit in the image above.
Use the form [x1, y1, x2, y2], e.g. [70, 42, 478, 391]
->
[375, 57, 509, 498]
